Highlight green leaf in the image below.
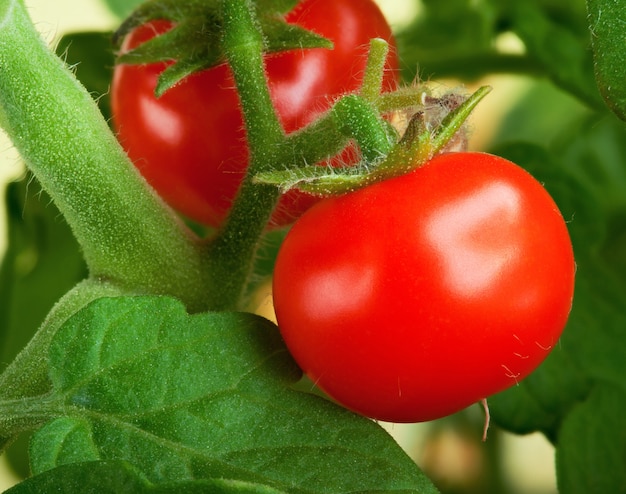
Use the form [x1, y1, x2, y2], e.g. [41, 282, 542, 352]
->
[6, 460, 288, 493]
[489, 338, 591, 442]
[509, 2, 604, 110]
[556, 383, 626, 494]
[29, 296, 437, 493]
[259, 17, 331, 53]
[587, 0, 626, 120]
[487, 381, 559, 439]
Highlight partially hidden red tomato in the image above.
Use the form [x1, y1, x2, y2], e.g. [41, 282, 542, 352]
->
[111, 0, 399, 228]
[272, 152, 576, 423]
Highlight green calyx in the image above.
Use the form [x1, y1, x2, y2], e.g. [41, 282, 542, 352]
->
[113, 0, 332, 96]
[254, 39, 492, 197]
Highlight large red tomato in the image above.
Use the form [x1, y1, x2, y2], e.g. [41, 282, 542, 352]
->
[111, 0, 399, 228]
[272, 152, 576, 423]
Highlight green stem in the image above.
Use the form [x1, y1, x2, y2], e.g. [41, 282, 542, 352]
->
[220, 0, 284, 166]
[360, 38, 390, 103]
[0, 393, 63, 450]
[332, 95, 394, 163]
[279, 38, 395, 170]
[0, 0, 210, 312]
[376, 87, 431, 114]
[204, 0, 285, 310]
[283, 113, 352, 169]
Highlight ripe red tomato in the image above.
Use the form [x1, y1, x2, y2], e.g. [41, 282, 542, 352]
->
[272, 152, 576, 423]
[111, 0, 399, 228]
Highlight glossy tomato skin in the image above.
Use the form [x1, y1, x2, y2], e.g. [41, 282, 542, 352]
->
[111, 0, 399, 228]
[272, 152, 576, 423]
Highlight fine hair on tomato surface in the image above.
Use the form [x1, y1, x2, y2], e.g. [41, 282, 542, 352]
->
[111, 0, 399, 228]
[272, 152, 576, 423]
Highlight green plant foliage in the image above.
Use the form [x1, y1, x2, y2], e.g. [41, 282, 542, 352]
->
[5, 460, 288, 493]
[508, 1, 604, 110]
[24, 296, 437, 494]
[556, 383, 626, 494]
[113, 0, 331, 96]
[587, 0, 626, 120]
[397, 0, 604, 110]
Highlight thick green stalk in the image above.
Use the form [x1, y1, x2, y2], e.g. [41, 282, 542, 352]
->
[204, 0, 285, 310]
[220, 0, 285, 162]
[0, 0, 210, 312]
[360, 38, 390, 103]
